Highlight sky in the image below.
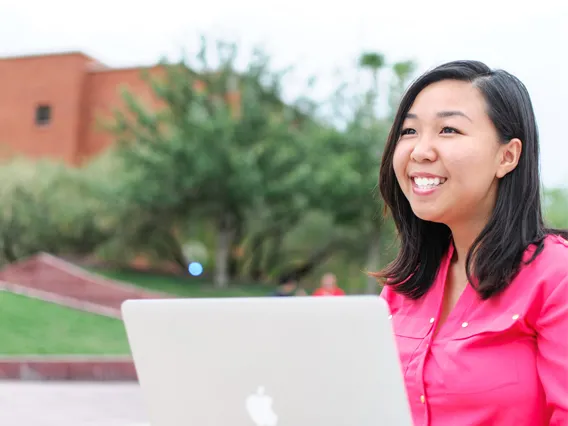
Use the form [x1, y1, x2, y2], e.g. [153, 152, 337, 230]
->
[1, 0, 567, 187]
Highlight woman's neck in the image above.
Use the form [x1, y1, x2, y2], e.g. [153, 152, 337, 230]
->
[449, 219, 488, 270]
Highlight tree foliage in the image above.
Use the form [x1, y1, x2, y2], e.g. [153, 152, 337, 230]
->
[108, 38, 316, 287]
[0, 157, 116, 265]
[103, 39, 419, 291]
[544, 187, 568, 228]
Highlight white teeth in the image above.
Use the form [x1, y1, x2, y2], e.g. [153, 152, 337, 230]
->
[413, 177, 445, 188]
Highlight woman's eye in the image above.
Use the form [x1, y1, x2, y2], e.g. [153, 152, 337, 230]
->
[441, 126, 459, 134]
[400, 128, 416, 136]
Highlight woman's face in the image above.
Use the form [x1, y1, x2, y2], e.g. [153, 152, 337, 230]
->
[392, 80, 521, 228]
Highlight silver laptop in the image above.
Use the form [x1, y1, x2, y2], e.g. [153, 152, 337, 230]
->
[121, 295, 412, 426]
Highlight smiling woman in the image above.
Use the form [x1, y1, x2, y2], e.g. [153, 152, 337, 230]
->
[374, 60, 568, 426]
[394, 79, 521, 230]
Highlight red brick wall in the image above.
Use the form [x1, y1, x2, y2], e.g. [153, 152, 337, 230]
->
[78, 67, 240, 161]
[0, 52, 241, 166]
[78, 66, 165, 161]
[0, 52, 163, 165]
[0, 52, 94, 164]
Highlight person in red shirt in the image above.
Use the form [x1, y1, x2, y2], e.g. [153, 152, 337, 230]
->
[312, 273, 345, 296]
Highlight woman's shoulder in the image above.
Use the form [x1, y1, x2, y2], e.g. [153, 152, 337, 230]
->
[516, 233, 568, 299]
[379, 284, 399, 315]
[514, 234, 568, 336]
[522, 234, 568, 277]
[379, 281, 424, 313]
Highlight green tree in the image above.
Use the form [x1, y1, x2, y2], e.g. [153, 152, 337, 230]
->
[389, 60, 417, 119]
[359, 52, 385, 99]
[0, 157, 116, 265]
[314, 53, 416, 293]
[266, 53, 416, 292]
[356, 53, 409, 293]
[544, 187, 568, 228]
[109, 37, 311, 288]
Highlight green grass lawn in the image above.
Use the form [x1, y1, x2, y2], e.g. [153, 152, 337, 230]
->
[92, 268, 271, 298]
[0, 291, 130, 355]
[0, 268, 271, 355]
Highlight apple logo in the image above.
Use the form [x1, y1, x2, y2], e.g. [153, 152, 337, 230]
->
[246, 386, 278, 426]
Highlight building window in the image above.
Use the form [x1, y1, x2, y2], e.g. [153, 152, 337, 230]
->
[35, 105, 51, 126]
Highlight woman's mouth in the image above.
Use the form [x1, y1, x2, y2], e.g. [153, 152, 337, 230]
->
[411, 176, 447, 195]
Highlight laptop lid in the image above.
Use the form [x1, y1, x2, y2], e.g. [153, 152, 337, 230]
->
[122, 295, 412, 426]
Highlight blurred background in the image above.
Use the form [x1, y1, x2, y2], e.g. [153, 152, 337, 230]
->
[0, 0, 567, 424]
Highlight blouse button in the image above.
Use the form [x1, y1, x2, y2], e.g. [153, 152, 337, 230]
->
[461, 322, 469, 328]
[420, 395, 426, 404]
[429, 317, 435, 324]
[512, 314, 520, 320]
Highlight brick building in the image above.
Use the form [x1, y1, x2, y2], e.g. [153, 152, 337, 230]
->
[0, 51, 163, 165]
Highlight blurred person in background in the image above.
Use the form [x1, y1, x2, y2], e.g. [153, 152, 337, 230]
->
[312, 273, 345, 296]
[375, 60, 568, 425]
[272, 276, 303, 297]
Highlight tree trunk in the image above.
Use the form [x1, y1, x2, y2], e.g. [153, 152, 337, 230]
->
[365, 231, 381, 294]
[248, 222, 289, 281]
[279, 241, 338, 282]
[228, 219, 243, 280]
[166, 233, 189, 274]
[265, 231, 284, 273]
[248, 234, 266, 281]
[2, 238, 17, 263]
[214, 214, 235, 289]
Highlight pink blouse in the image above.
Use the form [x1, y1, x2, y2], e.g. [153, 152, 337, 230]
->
[381, 234, 568, 426]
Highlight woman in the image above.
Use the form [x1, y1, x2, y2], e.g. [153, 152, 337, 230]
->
[376, 60, 568, 426]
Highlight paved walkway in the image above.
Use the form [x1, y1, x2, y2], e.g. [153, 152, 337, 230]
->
[0, 381, 149, 425]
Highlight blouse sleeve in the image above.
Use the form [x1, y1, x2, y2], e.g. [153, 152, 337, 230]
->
[536, 274, 568, 425]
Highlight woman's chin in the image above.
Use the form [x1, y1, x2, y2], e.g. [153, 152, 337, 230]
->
[411, 206, 446, 224]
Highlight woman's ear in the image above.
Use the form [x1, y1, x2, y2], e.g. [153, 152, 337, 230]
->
[496, 138, 522, 178]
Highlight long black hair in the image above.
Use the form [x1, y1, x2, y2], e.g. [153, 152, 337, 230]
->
[376, 60, 568, 300]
